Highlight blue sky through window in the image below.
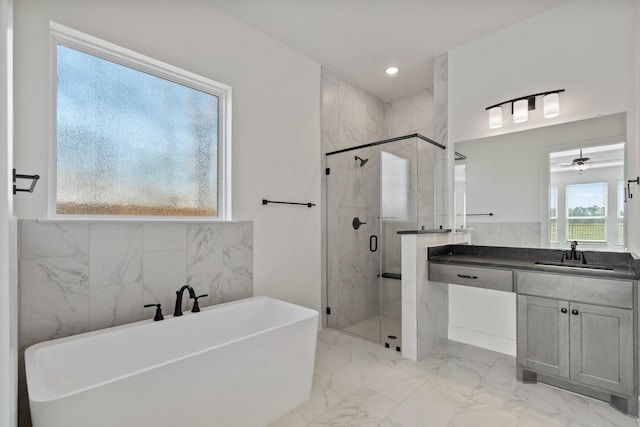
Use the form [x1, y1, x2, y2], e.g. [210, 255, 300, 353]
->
[566, 182, 605, 210]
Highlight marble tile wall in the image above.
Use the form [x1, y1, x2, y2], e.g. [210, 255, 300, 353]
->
[321, 68, 386, 155]
[385, 88, 434, 138]
[18, 220, 253, 350]
[401, 233, 451, 361]
[433, 53, 449, 228]
[379, 277, 401, 320]
[468, 222, 542, 248]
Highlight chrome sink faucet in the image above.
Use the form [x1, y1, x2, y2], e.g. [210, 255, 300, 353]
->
[173, 284, 197, 317]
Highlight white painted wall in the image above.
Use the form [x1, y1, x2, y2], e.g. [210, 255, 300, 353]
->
[448, 285, 516, 356]
[0, 0, 16, 424]
[448, 0, 635, 144]
[12, 0, 321, 312]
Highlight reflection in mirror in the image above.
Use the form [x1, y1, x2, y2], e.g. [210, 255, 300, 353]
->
[549, 143, 624, 250]
[454, 153, 467, 230]
[455, 112, 626, 250]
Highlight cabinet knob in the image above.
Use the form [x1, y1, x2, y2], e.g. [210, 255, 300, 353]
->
[571, 309, 579, 315]
[560, 308, 567, 314]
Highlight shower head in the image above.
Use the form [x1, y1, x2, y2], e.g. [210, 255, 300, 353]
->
[354, 156, 369, 167]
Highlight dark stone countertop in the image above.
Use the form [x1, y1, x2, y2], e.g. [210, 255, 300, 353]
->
[428, 244, 640, 281]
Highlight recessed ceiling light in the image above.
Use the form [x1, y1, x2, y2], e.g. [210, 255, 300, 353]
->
[385, 66, 399, 76]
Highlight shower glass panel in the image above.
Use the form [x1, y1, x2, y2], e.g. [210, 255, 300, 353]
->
[326, 135, 441, 349]
[326, 145, 381, 342]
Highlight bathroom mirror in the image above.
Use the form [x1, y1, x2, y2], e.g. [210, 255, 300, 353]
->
[454, 112, 627, 250]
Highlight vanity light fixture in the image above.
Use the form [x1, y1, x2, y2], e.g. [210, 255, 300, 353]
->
[485, 89, 564, 128]
[543, 92, 560, 118]
[512, 99, 530, 123]
[488, 106, 502, 129]
[385, 66, 399, 75]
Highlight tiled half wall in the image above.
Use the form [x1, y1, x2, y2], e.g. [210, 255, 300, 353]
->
[18, 220, 253, 350]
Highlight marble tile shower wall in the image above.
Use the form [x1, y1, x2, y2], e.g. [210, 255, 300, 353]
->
[18, 220, 253, 350]
[323, 68, 386, 331]
[384, 88, 434, 138]
[326, 148, 381, 330]
[321, 68, 386, 154]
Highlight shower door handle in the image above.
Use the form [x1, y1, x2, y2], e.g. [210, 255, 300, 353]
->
[369, 235, 378, 252]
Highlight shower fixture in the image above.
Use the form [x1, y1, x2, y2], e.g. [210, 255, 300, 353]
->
[354, 156, 369, 167]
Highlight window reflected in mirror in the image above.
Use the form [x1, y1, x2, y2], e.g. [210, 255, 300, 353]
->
[549, 143, 625, 249]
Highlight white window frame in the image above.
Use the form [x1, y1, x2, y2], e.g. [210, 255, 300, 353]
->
[617, 180, 625, 244]
[49, 22, 232, 220]
[549, 185, 558, 243]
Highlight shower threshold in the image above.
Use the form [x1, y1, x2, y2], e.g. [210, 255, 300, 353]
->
[341, 315, 402, 351]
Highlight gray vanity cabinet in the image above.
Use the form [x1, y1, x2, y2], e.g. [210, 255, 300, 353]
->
[518, 295, 633, 395]
[569, 301, 633, 395]
[516, 271, 636, 412]
[517, 295, 569, 378]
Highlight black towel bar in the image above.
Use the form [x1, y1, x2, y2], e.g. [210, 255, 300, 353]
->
[13, 169, 40, 195]
[262, 199, 316, 208]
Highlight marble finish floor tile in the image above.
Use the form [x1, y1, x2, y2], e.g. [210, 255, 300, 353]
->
[270, 329, 640, 427]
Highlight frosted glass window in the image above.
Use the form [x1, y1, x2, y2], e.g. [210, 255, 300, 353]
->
[56, 44, 223, 217]
[381, 151, 409, 220]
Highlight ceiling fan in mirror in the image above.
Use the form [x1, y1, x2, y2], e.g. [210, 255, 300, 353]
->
[572, 149, 590, 173]
[551, 147, 624, 175]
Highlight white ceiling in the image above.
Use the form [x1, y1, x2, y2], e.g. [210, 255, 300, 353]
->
[208, 0, 573, 101]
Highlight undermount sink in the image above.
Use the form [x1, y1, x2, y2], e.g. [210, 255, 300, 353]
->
[534, 261, 614, 271]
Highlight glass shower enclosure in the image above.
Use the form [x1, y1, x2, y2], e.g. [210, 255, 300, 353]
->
[326, 134, 444, 350]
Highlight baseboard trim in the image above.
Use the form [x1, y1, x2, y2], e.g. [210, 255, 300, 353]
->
[448, 325, 516, 356]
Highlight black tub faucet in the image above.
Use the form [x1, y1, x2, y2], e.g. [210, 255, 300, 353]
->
[191, 293, 209, 313]
[174, 285, 196, 317]
[144, 303, 164, 321]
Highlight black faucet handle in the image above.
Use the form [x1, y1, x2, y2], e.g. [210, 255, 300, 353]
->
[191, 294, 209, 313]
[144, 303, 164, 321]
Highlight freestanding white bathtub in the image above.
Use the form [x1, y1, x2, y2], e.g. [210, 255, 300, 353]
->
[25, 296, 318, 427]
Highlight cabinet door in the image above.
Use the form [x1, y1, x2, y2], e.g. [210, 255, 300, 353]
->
[517, 295, 569, 378]
[569, 302, 634, 395]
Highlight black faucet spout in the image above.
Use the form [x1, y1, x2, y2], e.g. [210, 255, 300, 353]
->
[174, 285, 196, 317]
[569, 241, 578, 260]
